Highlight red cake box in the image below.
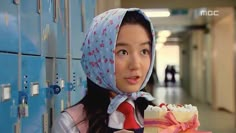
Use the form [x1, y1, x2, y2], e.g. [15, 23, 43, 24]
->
[144, 103, 211, 133]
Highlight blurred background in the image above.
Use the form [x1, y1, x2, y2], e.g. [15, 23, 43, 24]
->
[0, 0, 235, 132]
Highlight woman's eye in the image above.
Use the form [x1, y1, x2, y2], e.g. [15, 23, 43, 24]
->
[141, 49, 150, 55]
[117, 50, 128, 55]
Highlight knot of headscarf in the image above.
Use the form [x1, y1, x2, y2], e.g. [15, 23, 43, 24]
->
[81, 8, 156, 114]
[108, 91, 155, 114]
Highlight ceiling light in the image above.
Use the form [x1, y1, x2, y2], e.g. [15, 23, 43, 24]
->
[143, 9, 170, 17]
[158, 30, 171, 37]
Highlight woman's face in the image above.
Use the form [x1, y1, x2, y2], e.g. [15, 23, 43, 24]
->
[115, 24, 151, 93]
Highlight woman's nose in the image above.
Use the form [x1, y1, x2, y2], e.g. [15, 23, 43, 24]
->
[128, 54, 141, 70]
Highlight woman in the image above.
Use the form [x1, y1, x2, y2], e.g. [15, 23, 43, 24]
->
[52, 8, 156, 133]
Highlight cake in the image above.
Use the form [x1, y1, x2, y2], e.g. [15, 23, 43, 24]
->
[144, 103, 200, 133]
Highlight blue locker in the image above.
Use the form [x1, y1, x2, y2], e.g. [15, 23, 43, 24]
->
[54, 59, 68, 117]
[45, 58, 54, 88]
[0, 53, 18, 133]
[70, 59, 87, 105]
[71, 32, 84, 59]
[56, 0, 67, 58]
[69, 0, 84, 59]
[20, 0, 41, 55]
[84, 0, 96, 31]
[45, 58, 56, 130]
[41, 0, 57, 58]
[20, 55, 47, 133]
[45, 58, 69, 127]
[0, 1, 19, 52]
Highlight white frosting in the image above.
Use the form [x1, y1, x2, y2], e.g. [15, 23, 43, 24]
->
[146, 104, 198, 112]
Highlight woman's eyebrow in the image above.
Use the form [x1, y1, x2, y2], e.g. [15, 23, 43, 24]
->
[116, 41, 151, 47]
[116, 42, 129, 47]
[140, 41, 151, 46]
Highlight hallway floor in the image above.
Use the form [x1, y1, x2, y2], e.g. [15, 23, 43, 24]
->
[151, 85, 236, 133]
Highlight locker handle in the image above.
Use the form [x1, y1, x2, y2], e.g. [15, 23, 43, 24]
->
[81, 0, 86, 32]
[54, 0, 58, 23]
[13, 0, 20, 5]
[37, 0, 41, 14]
[64, 0, 68, 29]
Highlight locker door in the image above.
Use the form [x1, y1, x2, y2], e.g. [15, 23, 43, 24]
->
[0, 53, 18, 133]
[45, 58, 55, 130]
[41, 0, 57, 57]
[70, 59, 87, 105]
[69, 0, 84, 59]
[56, 0, 67, 58]
[84, 0, 96, 31]
[20, 0, 41, 55]
[0, 1, 19, 53]
[20, 55, 46, 133]
[54, 59, 68, 117]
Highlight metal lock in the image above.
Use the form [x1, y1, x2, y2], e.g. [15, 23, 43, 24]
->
[19, 97, 28, 117]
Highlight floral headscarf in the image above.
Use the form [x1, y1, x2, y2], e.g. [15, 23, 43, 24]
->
[81, 8, 156, 114]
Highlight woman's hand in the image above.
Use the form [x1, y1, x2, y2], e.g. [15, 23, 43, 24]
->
[114, 129, 134, 133]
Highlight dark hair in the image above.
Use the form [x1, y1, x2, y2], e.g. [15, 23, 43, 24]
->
[74, 11, 154, 133]
[120, 11, 153, 43]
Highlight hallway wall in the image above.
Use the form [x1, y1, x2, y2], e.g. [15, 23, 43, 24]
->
[96, 0, 120, 15]
[180, 33, 191, 95]
[190, 30, 206, 103]
[180, 7, 236, 113]
[211, 7, 235, 112]
[204, 32, 213, 104]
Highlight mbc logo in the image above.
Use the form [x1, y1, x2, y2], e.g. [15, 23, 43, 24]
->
[200, 10, 219, 16]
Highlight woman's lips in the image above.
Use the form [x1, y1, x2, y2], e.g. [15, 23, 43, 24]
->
[126, 76, 140, 84]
